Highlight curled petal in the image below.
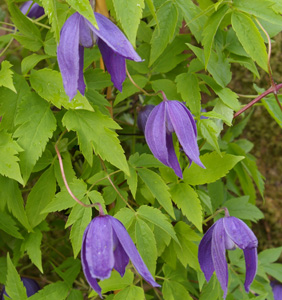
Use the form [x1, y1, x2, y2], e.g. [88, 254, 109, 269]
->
[110, 216, 160, 288]
[211, 219, 228, 299]
[113, 235, 129, 277]
[79, 16, 94, 48]
[243, 248, 257, 293]
[77, 45, 86, 96]
[165, 132, 182, 178]
[223, 217, 258, 249]
[198, 223, 216, 282]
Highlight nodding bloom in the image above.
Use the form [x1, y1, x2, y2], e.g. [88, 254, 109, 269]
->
[198, 208, 258, 299]
[81, 213, 160, 298]
[20, 1, 44, 19]
[1, 277, 40, 299]
[144, 93, 204, 178]
[57, 12, 142, 100]
[271, 281, 282, 300]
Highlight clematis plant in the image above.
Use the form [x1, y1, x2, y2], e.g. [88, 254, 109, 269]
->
[20, 1, 44, 18]
[81, 205, 160, 298]
[198, 208, 258, 299]
[144, 92, 204, 178]
[57, 12, 142, 100]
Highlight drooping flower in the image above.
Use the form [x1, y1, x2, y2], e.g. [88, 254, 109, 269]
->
[137, 105, 155, 132]
[20, 1, 44, 19]
[144, 93, 204, 178]
[57, 12, 142, 100]
[198, 208, 258, 299]
[1, 277, 40, 299]
[81, 214, 160, 298]
[271, 281, 282, 300]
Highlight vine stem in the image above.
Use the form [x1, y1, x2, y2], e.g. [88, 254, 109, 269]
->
[202, 207, 226, 225]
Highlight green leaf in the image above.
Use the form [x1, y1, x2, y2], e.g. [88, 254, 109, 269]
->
[5, 254, 28, 300]
[262, 96, 282, 128]
[264, 264, 282, 282]
[0, 257, 7, 284]
[212, 100, 234, 126]
[28, 282, 69, 300]
[29, 69, 93, 111]
[0, 211, 23, 239]
[151, 79, 181, 100]
[170, 183, 202, 232]
[0, 61, 16, 93]
[259, 247, 282, 265]
[65, 0, 97, 28]
[0, 130, 23, 184]
[183, 152, 244, 185]
[129, 153, 164, 168]
[26, 166, 56, 228]
[14, 93, 57, 183]
[137, 168, 174, 218]
[175, 73, 201, 116]
[112, 0, 144, 47]
[199, 119, 221, 154]
[163, 280, 193, 300]
[63, 109, 129, 174]
[135, 218, 157, 276]
[67, 289, 83, 300]
[125, 165, 138, 199]
[199, 275, 223, 300]
[150, 1, 178, 65]
[114, 207, 135, 229]
[231, 11, 268, 71]
[113, 285, 145, 300]
[202, 5, 229, 67]
[137, 205, 179, 244]
[21, 54, 51, 75]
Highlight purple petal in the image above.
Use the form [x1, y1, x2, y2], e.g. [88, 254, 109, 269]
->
[113, 235, 129, 277]
[166, 101, 205, 169]
[137, 105, 155, 132]
[198, 223, 216, 282]
[243, 248, 257, 293]
[166, 132, 182, 178]
[20, 1, 44, 19]
[79, 16, 94, 48]
[85, 216, 114, 280]
[97, 39, 126, 91]
[21, 278, 40, 297]
[87, 13, 142, 62]
[211, 219, 228, 299]
[77, 45, 86, 95]
[57, 13, 81, 100]
[81, 225, 102, 298]
[223, 217, 258, 249]
[272, 282, 282, 300]
[109, 216, 160, 288]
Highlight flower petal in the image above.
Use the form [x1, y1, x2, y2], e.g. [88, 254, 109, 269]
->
[77, 45, 86, 96]
[223, 217, 258, 249]
[81, 224, 102, 298]
[87, 13, 142, 62]
[198, 223, 216, 282]
[211, 219, 228, 299]
[166, 132, 182, 178]
[243, 248, 257, 293]
[20, 1, 44, 18]
[57, 13, 81, 100]
[113, 234, 129, 277]
[79, 16, 94, 48]
[166, 101, 204, 169]
[110, 216, 160, 287]
[97, 39, 126, 91]
[85, 216, 114, 280]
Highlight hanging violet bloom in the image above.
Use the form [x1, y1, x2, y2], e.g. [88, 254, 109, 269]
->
[144, 92, 204, 178]
[57, 12, 142, 100]
[81, 205, 160, 298]
[271, 281, 282, 300]
[198, 208, 258, 299]
[20, 1, 45, 19]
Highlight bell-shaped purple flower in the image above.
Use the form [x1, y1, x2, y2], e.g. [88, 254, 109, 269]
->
[144, 93, 204, 178]
[271, 281, 282, 300]
[57, 12, 142, 100]
[198, 209, 258, 299]
[20, 1, 44, 19]
[1, 277, 40, 299]
[81, 214, 160, 298]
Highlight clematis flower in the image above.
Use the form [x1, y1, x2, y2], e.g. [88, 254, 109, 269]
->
[144, 92, 204, 178]
[81, 211, 160, 298]
[271, 281, 282, 300]
[1, 277, 40, 299]
[57, 12, 142, 100]
[20, 1, 44, 19]
[198, 208, 258, 299]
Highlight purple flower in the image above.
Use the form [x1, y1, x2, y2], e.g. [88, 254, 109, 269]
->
[81, 215, 160, 298]
[137, 105, 155, 132]
[57, 12, 142, 100]
[271, 281, 282, 300]
[1, 277, 40, 299]
[20, 1, 44, 19]
[198, 209, 258, 299]
[144, 93, 204, 178]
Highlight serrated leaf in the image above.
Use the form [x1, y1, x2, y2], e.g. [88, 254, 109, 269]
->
[150, 1, 178, 65]
[14, 93, 57, 183]
[125, 165, 138, 199]
[163, 280, 193, 300]
[112, 0, 144, 47]
[231, 11, 268, 71]
[137, 168, 174, 218]
[114, 207, 135, 229]
[198, 119, 221, 154]
[258, 247, 282, 265]
[0, 211, 23, 239]
[63, 109, 129, 175]
[151, 79, 180, 100]
[21, 54, 51, 75]
[212, 100, 234, 126]
[29, 69, 93, 111]
[0, 61, 16, 93]
[183, 152, 244, 185]
[28, 282, 69, 300]
[262, 96, 282, 129]
[263, 264, 282, 282]
[129, 153, 164, 168]
[170, 183, 202, 232]
[113, 285, 145, 300]
[0, 130, 23, 184]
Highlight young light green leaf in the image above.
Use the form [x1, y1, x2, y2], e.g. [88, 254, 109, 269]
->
[28, 281, 69, 300]
[183, 152, 244, 185]
[137, 168, 174, 218]
[113, 285, 145, 300]
[112, 0, 144, 47]
[231, 11, 268, 72]
[63, 109, 129, 175]
[125, 165, 138, 199]
[150, 1, 178, 65]
[0, 211, 23, 239]
[163, 280, 193, 300]
[114, 207, 135, 229]
[262, 96, 282, 129]
[212, 100, 234, 126]
[0, 61, 16, 93]
[21, 54, 51, 75]
[258, 247, 282, 265]
[198, 119, 221, 154]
